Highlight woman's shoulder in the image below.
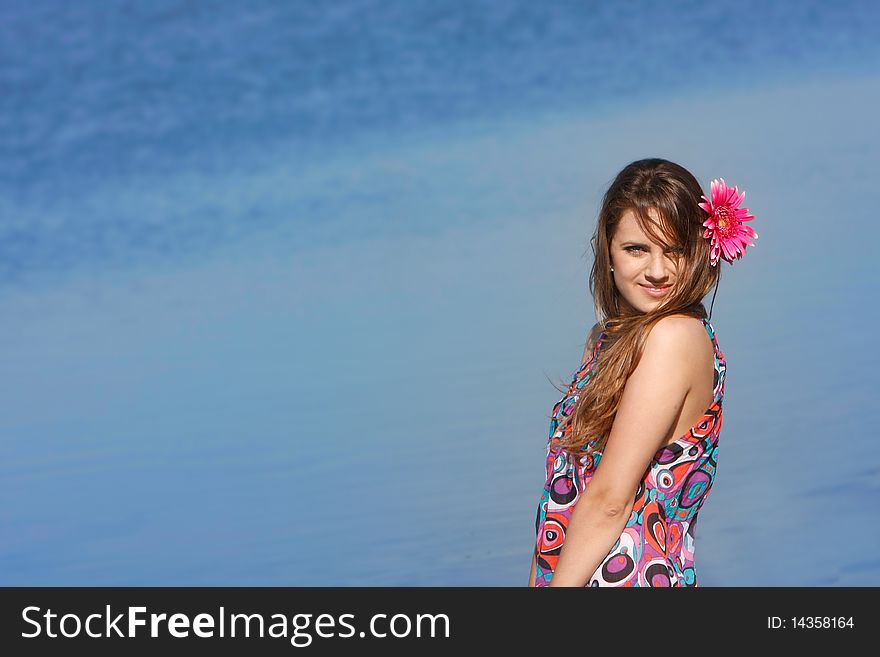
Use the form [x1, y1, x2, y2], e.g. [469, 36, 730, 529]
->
[582, 315, 710, 364]
[646, 314, 708, 343]
[652, 313, 706, 331]
[644, 315, 713, 367]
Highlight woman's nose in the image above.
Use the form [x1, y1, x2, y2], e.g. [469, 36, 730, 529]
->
[646, 253, 670, 279]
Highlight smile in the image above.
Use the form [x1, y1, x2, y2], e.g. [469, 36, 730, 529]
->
[640, 284, 671, 298]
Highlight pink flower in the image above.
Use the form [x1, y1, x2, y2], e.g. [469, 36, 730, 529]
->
[698, 178, 758, 267]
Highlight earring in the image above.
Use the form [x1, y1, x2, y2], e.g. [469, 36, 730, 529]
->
[610, 267, 614, 272]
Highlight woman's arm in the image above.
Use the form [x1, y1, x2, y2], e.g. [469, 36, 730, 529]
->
[549, 317, 697, 587]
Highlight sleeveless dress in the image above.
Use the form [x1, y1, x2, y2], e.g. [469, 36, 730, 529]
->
[533, 317, 726, 587]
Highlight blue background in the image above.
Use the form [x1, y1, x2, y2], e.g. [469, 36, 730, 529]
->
[2, 0, 878, 585]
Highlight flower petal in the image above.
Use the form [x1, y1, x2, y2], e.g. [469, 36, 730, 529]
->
[720, 241, 732, 260]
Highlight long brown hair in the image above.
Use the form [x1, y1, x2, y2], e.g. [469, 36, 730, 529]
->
[557, 158, 721, 465]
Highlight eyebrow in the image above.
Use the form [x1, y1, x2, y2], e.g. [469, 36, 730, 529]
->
[620, 241, 681, 249]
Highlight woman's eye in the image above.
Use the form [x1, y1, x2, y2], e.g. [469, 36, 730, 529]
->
[624, 245, 683, 256]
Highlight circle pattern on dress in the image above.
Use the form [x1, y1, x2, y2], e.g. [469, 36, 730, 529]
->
[534, 317, 727, 587]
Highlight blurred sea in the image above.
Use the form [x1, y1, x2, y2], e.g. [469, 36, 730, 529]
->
[1, 0, 879, 585]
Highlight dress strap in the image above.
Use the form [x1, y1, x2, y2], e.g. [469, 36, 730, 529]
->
[701, 317, 726, 403]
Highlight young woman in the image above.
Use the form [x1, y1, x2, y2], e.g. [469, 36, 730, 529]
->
[529, 158, 757, 587]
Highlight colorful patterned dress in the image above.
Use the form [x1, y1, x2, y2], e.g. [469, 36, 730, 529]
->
[534, 317, 726, 587]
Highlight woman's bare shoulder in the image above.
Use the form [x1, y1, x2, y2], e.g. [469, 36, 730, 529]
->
[650, 314, 707, 340]
[646, 315, 713, 368]
[581, 315, 707, 365]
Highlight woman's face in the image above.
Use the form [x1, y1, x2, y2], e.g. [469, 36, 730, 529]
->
[609, 208, 683, 314]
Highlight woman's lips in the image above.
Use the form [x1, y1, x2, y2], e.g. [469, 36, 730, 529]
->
[640, 284, 671, 298]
